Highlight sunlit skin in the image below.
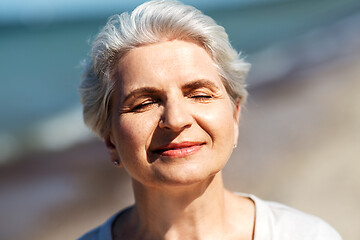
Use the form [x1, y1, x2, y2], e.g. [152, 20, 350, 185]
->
[105, 40, 255, 240]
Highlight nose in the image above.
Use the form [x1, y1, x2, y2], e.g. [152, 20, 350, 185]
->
[159, 98, 193, 132]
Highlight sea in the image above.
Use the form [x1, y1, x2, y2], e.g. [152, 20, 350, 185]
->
[1, 0, 359, 161]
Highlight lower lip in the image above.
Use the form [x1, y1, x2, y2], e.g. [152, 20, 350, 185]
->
[157, 144, 203, 157]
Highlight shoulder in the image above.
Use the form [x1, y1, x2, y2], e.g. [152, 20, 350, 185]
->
[78, 227, 101, 240]
[241, 194, 342, 240]
[77, 210, 123, 240]
[265, 200, 342, 240]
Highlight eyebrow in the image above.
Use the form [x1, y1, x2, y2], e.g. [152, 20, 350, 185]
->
[122, 87, 160, 104]
[122, 79, 220, 104]
[181, 79, 220, 92]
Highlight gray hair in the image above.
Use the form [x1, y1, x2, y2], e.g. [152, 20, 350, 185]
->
[80, 0, 250, 139]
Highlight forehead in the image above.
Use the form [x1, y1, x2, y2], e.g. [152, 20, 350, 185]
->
[115, 40, 223, 93]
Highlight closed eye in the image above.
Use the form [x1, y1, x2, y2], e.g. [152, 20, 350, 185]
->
[187, 93, 214, 103]
[132, 100, 158, 112]
[191, 95, 212, 99]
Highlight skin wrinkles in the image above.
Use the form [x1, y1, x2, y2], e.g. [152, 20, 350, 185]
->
[119, 79, 223, 114]
[107, 39, 239, 187]
[106, 39, 254, 240]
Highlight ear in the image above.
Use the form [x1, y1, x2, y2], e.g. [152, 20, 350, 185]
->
[233, 98, 242, 145]
[104, 134, 122, 167]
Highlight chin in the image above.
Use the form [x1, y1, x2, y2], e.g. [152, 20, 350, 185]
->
[149, 164, 222, 188]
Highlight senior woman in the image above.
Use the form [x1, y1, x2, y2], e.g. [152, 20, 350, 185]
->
[78, 1, 341, 239]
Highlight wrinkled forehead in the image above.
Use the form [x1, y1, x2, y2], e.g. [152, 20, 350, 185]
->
[112, 40, 225, 98]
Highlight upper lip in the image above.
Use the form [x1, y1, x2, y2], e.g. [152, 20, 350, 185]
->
[152, 141, 204, 153]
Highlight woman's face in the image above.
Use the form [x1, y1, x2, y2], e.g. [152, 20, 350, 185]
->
[107, 40, 240, 187]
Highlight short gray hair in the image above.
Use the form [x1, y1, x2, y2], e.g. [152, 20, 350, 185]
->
[80, 0, 250, 139]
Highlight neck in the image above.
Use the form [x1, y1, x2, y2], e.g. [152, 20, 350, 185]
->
[131, 173, 228, 240]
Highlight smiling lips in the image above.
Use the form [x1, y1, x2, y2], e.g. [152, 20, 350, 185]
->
[152, 142, 204, 157]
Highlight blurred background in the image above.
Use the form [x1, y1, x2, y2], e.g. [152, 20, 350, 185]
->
[0, 0, 359, 239]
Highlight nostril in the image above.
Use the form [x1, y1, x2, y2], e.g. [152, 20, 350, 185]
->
[158, 100, 194, 131]
[158, 118, 167, 129]
[158, 113, 192, 131]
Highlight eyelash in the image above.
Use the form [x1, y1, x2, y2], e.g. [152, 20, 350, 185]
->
[130, 92, 213, 112]
[132, 100, 158, 111]
[188, 93, 213, 101]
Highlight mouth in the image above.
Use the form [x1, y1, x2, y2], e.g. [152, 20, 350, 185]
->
[152, 141, 205, 157]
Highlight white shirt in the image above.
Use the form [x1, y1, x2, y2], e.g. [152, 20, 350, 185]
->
[78, 194, 342, 240]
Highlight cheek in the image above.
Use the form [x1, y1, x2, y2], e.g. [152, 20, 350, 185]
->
[198, 101, 236, 145]
[114, 114, 158, 152]
[117, 118, 142, 141]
